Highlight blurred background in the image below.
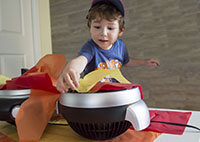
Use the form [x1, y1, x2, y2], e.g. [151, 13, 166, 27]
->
[50, 0, 200, 110]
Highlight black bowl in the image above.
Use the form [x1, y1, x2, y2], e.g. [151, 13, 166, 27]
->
[0, 89, 30, 123]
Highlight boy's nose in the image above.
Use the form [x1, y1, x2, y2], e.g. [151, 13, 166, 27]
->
[101, 28, 108, 36]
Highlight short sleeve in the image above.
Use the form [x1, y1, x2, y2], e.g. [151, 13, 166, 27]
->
[78, 40, 95, 63]
[117, 39, 129, 65]
[123, 46, 129, 64]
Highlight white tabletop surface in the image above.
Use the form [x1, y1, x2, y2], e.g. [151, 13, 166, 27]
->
[150, 108, 200, 142]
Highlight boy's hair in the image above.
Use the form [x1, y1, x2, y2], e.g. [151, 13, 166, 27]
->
[86, 3, 125, 31]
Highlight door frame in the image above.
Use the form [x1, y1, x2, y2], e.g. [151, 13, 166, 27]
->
[31, 0, 41, 63]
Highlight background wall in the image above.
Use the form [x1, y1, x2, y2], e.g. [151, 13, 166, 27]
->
[50, 0, 200, 110]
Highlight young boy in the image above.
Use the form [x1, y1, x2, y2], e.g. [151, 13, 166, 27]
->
[56, 0, 160, 93]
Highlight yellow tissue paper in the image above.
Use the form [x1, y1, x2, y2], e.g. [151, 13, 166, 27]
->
[76, 69, 130, 92]
[0, 75, 11, 85]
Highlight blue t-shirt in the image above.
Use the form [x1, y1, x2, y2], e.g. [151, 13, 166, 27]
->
[78, 39, 129, 76]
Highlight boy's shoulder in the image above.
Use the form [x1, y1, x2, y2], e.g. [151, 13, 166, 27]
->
[116, 38, 124, 43]
[84, 39, 96, 46]
[80, 39, 97, 52]
[115, 39, 125, 46]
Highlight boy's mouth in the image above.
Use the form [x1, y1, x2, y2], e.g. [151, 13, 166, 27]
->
[99, 39, 108, 42]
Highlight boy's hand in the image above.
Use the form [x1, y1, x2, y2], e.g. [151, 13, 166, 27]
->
[56, 56, 88, 93]
[146, 58, 160, 66]
[56, 68, 80, 93]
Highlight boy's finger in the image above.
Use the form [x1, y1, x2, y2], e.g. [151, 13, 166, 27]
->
[65, 73, 76, 90]
[150, 61, 160, 66]
[69, 72, 80, 89]
[56, 78, 68, 93]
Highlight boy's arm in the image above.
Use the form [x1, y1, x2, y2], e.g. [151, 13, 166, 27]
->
[56, 55, 88, 93]
[124, 57, 160, 67]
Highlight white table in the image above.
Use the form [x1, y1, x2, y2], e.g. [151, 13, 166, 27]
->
[151, 108, 200, 142]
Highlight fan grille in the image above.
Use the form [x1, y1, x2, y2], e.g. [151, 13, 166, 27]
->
[68, 121, 131, 140]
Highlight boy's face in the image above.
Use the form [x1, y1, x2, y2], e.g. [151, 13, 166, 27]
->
[90, 18, 124, 50]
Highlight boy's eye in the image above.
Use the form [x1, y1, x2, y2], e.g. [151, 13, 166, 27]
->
[94, 26, 100, 29]
[108, 27, 115, 30]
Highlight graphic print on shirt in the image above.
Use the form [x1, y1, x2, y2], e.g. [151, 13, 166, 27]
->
[96, 59, 122, 70]
[96, 59, 122, 82]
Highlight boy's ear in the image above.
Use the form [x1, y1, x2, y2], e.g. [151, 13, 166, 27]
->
[119, 27, 125, 37]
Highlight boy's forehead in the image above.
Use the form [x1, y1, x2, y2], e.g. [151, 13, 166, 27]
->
[92, 18, 119, 25]
[92, 15, 118, 22]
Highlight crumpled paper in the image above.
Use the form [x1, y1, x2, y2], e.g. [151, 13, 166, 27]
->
[77, 69, 130, 92]
[0, 75, 11, 85]
[145, 110, 192, 135]
[14, 54, 66, 142]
